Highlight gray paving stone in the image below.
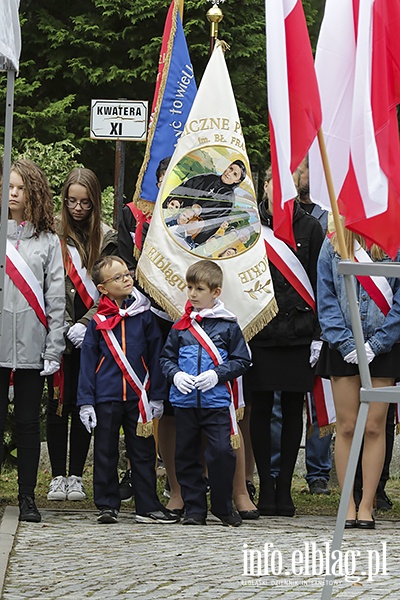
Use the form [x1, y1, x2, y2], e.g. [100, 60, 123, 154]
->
[0, 510, 399, 599]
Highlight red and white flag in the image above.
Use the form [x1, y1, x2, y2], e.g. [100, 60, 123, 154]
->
[265, 0, 322, 248]
[310, 0, 400, 258]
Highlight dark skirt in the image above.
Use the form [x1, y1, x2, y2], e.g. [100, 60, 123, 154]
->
[246, 344, 315, 393]
[316, 342, 400, 379]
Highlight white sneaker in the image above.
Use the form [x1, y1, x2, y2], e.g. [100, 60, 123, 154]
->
[66, 475, 86, 501]
[47, 476, 67, 501]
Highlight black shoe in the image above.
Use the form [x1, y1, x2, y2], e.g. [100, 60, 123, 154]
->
[238, 509, 260, 520]
[356, 516, 375, 529]
[309, 478, 331, 495]
[18, 495, 41, 523]
[275, 478, 295, 517]
[135, 508, 180, 524]
[376, 489, 393, 511]
[246, 480, 256, 503]
[211, 510, 242, 527]
[119, 469, 133, 502]
[182, 513, 207, 526]
[257, 477, 276, 516]
[169, 507, 185, 517]
[97, 508, 118, 524]
[345, 519, 357, 529]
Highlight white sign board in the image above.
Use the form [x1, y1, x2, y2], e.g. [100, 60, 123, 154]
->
[90, 99, 148, 141]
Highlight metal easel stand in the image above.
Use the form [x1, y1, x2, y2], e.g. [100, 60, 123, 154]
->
[0, 64, 16, 337]
[321, 260, 400, 600]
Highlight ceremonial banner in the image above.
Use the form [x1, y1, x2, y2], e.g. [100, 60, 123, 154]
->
[309, 0, 400, 258]
[0, 0, 21, 71]
[137, 44, 277, 340]
[133, 0, 197, 212]
[265, 0, 321, 248]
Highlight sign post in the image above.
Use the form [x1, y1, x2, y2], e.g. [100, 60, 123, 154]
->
[90, 99, 148, 227]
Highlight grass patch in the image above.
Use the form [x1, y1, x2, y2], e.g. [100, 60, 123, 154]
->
[1, 467, 399, 521]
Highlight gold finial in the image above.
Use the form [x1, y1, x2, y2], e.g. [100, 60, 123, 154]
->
[206, 2, 224, 41]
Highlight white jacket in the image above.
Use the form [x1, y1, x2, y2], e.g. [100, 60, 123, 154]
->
[0, 220, 66, 369]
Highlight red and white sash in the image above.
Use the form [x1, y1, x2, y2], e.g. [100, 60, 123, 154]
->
[307, 376, 336, 436]
[189, 319, 244, 449]
[66, 244, 99, 310]
[6, 240, 48, 329]
[354, 242, 393, 316]
[93, 312, 153, 437]
[262, 225, 316, 312]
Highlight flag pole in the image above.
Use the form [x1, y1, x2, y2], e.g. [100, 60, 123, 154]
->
[206, 1, 223, 55]
[317, 129, 348, 260]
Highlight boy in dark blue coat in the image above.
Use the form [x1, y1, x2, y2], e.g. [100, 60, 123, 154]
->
[77, 255, 179, 525]
[160, 260, 251, 526]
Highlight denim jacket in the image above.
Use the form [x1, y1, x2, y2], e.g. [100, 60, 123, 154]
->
[317, 238, 400, 357]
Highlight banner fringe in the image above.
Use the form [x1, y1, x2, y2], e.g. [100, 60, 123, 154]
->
[137, 268, 182, 321]
[242, 297, 278, 342]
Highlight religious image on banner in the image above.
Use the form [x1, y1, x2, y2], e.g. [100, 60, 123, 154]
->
[160, 147, 260, 259]
[137, 43, 277, 341]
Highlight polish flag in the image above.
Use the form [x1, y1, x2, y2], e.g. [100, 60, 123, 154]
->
[309, 0, 400, 258]
[266, 0, 322, 248]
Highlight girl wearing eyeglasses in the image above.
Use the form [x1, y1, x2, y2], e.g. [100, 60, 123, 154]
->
[46, 167, 117, 503]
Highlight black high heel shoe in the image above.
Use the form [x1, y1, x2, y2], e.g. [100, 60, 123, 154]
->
[257, 477, 277, 516]
[275, 477, 295, 517]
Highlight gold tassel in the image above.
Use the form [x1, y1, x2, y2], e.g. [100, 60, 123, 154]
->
[396, 422, 400, 436]
[236, 407, 244, 422]
[307, 423, 314, 439]
[136, 421, 154, 438]
[215, 40, 230, 53]
[230, 433, 241, 449]
[56, 401, 63, 417]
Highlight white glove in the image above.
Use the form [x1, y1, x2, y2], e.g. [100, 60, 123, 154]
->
[173, 372, 196, 394]
[79, 405, 97, 433]
[364, 342, 375, 364]
[40, 360, 60, 376]
[67, 323, 87, 348]
[344, 349, 358, 364]
[309, 340, 323, 367]
[150, 400, 164, 420]
[195, 370, 218, 392]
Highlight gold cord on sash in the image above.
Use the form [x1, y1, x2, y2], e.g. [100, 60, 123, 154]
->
[137, 420, 154, 438]
[230, 433, 240, 449]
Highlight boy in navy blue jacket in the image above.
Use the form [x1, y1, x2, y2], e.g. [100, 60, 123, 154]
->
[160, 260, 251, 527]
[77, 255, 179, 525]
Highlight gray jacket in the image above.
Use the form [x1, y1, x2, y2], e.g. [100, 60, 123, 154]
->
[0, 220, 66, 369]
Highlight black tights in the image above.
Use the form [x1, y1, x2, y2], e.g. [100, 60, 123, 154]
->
[46, 350, 91, 477]
[0, 368, 44, 496]
[250, 391, 304, 489]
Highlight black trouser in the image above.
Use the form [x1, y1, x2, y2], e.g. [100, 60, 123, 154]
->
[94, 401, 162, 514]
[250, 391, 304, 489]
[46, 349, 91, 477]
[0, 368, 44, 497]
[174, 407, 236, 517]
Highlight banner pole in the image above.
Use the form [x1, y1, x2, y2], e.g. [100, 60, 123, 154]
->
[317, 128, 348, 259]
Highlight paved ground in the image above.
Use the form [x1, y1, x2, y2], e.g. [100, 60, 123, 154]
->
[0, 507, 398, 599]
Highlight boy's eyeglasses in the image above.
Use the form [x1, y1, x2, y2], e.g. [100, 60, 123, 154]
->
[65, 197, 93, 211]
[100, 271, 134, 285]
